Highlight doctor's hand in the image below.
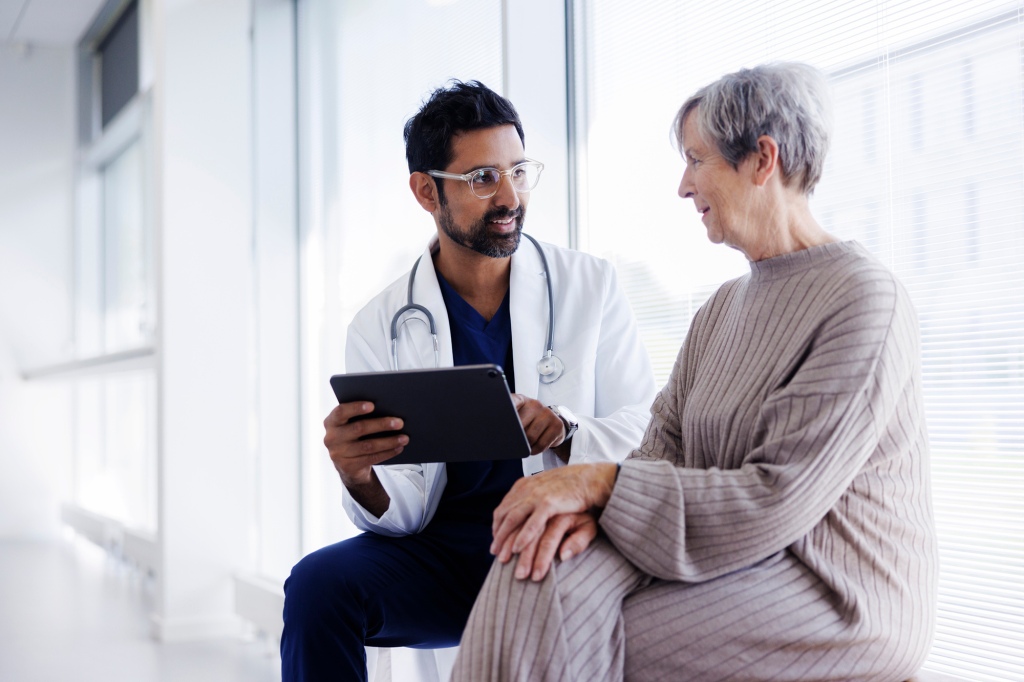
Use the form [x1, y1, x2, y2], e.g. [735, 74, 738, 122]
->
[511, 394, 567, 456]
[324, 400, 408, 489]
[490, 463, 618, 580]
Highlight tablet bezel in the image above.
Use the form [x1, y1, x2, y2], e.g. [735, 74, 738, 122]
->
[329, 364, 531, 464]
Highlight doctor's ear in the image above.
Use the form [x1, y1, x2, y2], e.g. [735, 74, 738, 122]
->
[409, 172, 440, 213]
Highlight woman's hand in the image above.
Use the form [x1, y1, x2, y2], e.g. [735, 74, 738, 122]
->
[509, 511, 600, 581]
[491, 463, 618, 580]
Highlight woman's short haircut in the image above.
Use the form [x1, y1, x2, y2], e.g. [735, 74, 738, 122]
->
[675, 62, 833, 194]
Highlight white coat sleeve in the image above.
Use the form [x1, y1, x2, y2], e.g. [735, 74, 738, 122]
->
[543, 262, 656, 469]
[340, 323, 447, 537]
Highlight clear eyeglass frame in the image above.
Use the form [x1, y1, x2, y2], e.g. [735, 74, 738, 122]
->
[425, 159, 544, 199]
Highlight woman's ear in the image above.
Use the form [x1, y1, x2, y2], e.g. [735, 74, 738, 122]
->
[752, 135, 780, 187]
[409, 172, 439, 212]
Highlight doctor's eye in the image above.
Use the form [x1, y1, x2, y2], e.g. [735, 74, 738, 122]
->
[471, 169, 500, 187]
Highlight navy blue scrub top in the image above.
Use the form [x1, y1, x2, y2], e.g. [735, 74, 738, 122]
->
[430, 269, 523, 527]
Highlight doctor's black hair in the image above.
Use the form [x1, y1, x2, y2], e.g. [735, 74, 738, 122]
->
[404, 80, 525, 203]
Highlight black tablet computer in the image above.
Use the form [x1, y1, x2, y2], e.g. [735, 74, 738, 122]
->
[329, 364, 531, 465]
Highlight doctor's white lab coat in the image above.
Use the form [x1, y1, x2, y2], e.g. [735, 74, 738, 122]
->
[341, 234, 657, 536]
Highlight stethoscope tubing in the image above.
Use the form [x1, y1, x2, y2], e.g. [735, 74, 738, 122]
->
[389, 233, 561, 382]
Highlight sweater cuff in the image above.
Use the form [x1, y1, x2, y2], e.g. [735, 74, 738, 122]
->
[599, 459, 680, 560]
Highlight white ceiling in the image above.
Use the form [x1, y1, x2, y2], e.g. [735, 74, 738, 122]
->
[1, 0, 108, 47]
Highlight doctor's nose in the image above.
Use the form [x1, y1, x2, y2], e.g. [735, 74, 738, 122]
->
[492, 173, 521, 210]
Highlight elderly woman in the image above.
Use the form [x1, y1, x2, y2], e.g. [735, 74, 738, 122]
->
[450, 63, 938, 682]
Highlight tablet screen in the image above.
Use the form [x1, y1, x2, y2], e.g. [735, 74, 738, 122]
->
[329, 364, 531, 464]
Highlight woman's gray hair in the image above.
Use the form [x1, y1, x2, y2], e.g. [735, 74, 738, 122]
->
[675, 62, 833, 194]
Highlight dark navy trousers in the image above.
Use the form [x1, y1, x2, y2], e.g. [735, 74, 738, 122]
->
[280, 520, 496, 681]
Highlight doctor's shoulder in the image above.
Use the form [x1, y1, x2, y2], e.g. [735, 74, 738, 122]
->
[351, 272, 412, 325]
[542, 242, 619, 299]
[537, 239, 614, 274]
[345, 271, 415, 353]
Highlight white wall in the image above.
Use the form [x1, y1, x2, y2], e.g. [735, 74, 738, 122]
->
[251, 0, 301, 580]
[150, 0, 256, 641]
[0, 44, 76, 539]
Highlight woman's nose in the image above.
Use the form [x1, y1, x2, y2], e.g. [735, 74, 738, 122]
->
[678, 168, 694, 199]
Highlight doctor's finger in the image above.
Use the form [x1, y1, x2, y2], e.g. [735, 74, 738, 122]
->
[523, 421, 560, 454]
[325, 401, 374, 426]
[514, 399, 547, 429]
[335, 416, 405, 442]
[341, 433, 408, 457]
[328, 438, 409, 471]
[357, 444, 406, 466]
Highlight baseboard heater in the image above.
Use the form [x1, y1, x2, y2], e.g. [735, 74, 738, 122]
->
[233, 573, 285, 641]
[60, 503, 159, 576]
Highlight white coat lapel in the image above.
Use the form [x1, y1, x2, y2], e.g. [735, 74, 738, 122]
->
[509, 234, 548, 399]
[401, 237, 454, 369]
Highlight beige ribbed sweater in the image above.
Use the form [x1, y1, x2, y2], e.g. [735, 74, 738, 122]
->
[452, 241, 938, 682]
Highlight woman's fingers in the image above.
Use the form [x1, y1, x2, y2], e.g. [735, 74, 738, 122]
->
[491, 468, 598, 554]
[500, 513, 597, 581]
[491, 500, 532, 556]
[527, 514, 577, 581]
[558, 513, 599, 562]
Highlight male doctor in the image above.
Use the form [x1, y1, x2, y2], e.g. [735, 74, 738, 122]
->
[280, 80, 655, 682]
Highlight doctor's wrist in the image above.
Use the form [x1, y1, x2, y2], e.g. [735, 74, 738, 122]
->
[552, 438, 573, 464]
[547, 405, 579, 465]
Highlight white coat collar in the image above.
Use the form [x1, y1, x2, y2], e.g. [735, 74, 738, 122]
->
[406, 235, 454, 369]
[509, 234, 548, 399]
[411, 233, 549, 399]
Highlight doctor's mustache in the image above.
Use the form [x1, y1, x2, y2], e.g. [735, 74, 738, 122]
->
[484, 207, 523, 223]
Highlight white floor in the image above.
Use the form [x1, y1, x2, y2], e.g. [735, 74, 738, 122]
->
[0, 536, 282, 682]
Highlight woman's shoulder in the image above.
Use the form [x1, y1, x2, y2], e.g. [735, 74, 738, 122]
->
[803, 244, 920, 345]
[818, 244, 907, 308]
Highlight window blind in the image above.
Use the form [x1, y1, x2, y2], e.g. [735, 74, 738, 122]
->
[572, 1, 1024, 679]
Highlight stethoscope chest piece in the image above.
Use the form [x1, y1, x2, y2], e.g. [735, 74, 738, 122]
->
[536, 350, 564, 384]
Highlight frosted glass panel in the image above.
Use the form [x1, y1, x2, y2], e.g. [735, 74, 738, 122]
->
[74, 370, 157, 532]
[101, 139, 152, 352]
[298, 0, 504, 551]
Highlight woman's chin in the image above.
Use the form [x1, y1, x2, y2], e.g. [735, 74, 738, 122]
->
[704, 226, 725, 245]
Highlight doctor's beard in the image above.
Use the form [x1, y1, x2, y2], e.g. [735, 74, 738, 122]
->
[438, 202, 525, 258]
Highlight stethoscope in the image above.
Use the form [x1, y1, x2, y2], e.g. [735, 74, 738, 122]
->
[389, 232, 565, 384]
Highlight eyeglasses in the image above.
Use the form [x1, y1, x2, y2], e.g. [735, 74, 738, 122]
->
[426, 159, 544, 199]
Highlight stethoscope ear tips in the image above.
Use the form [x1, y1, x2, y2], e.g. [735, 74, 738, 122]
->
[537, 353, 564, 384]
